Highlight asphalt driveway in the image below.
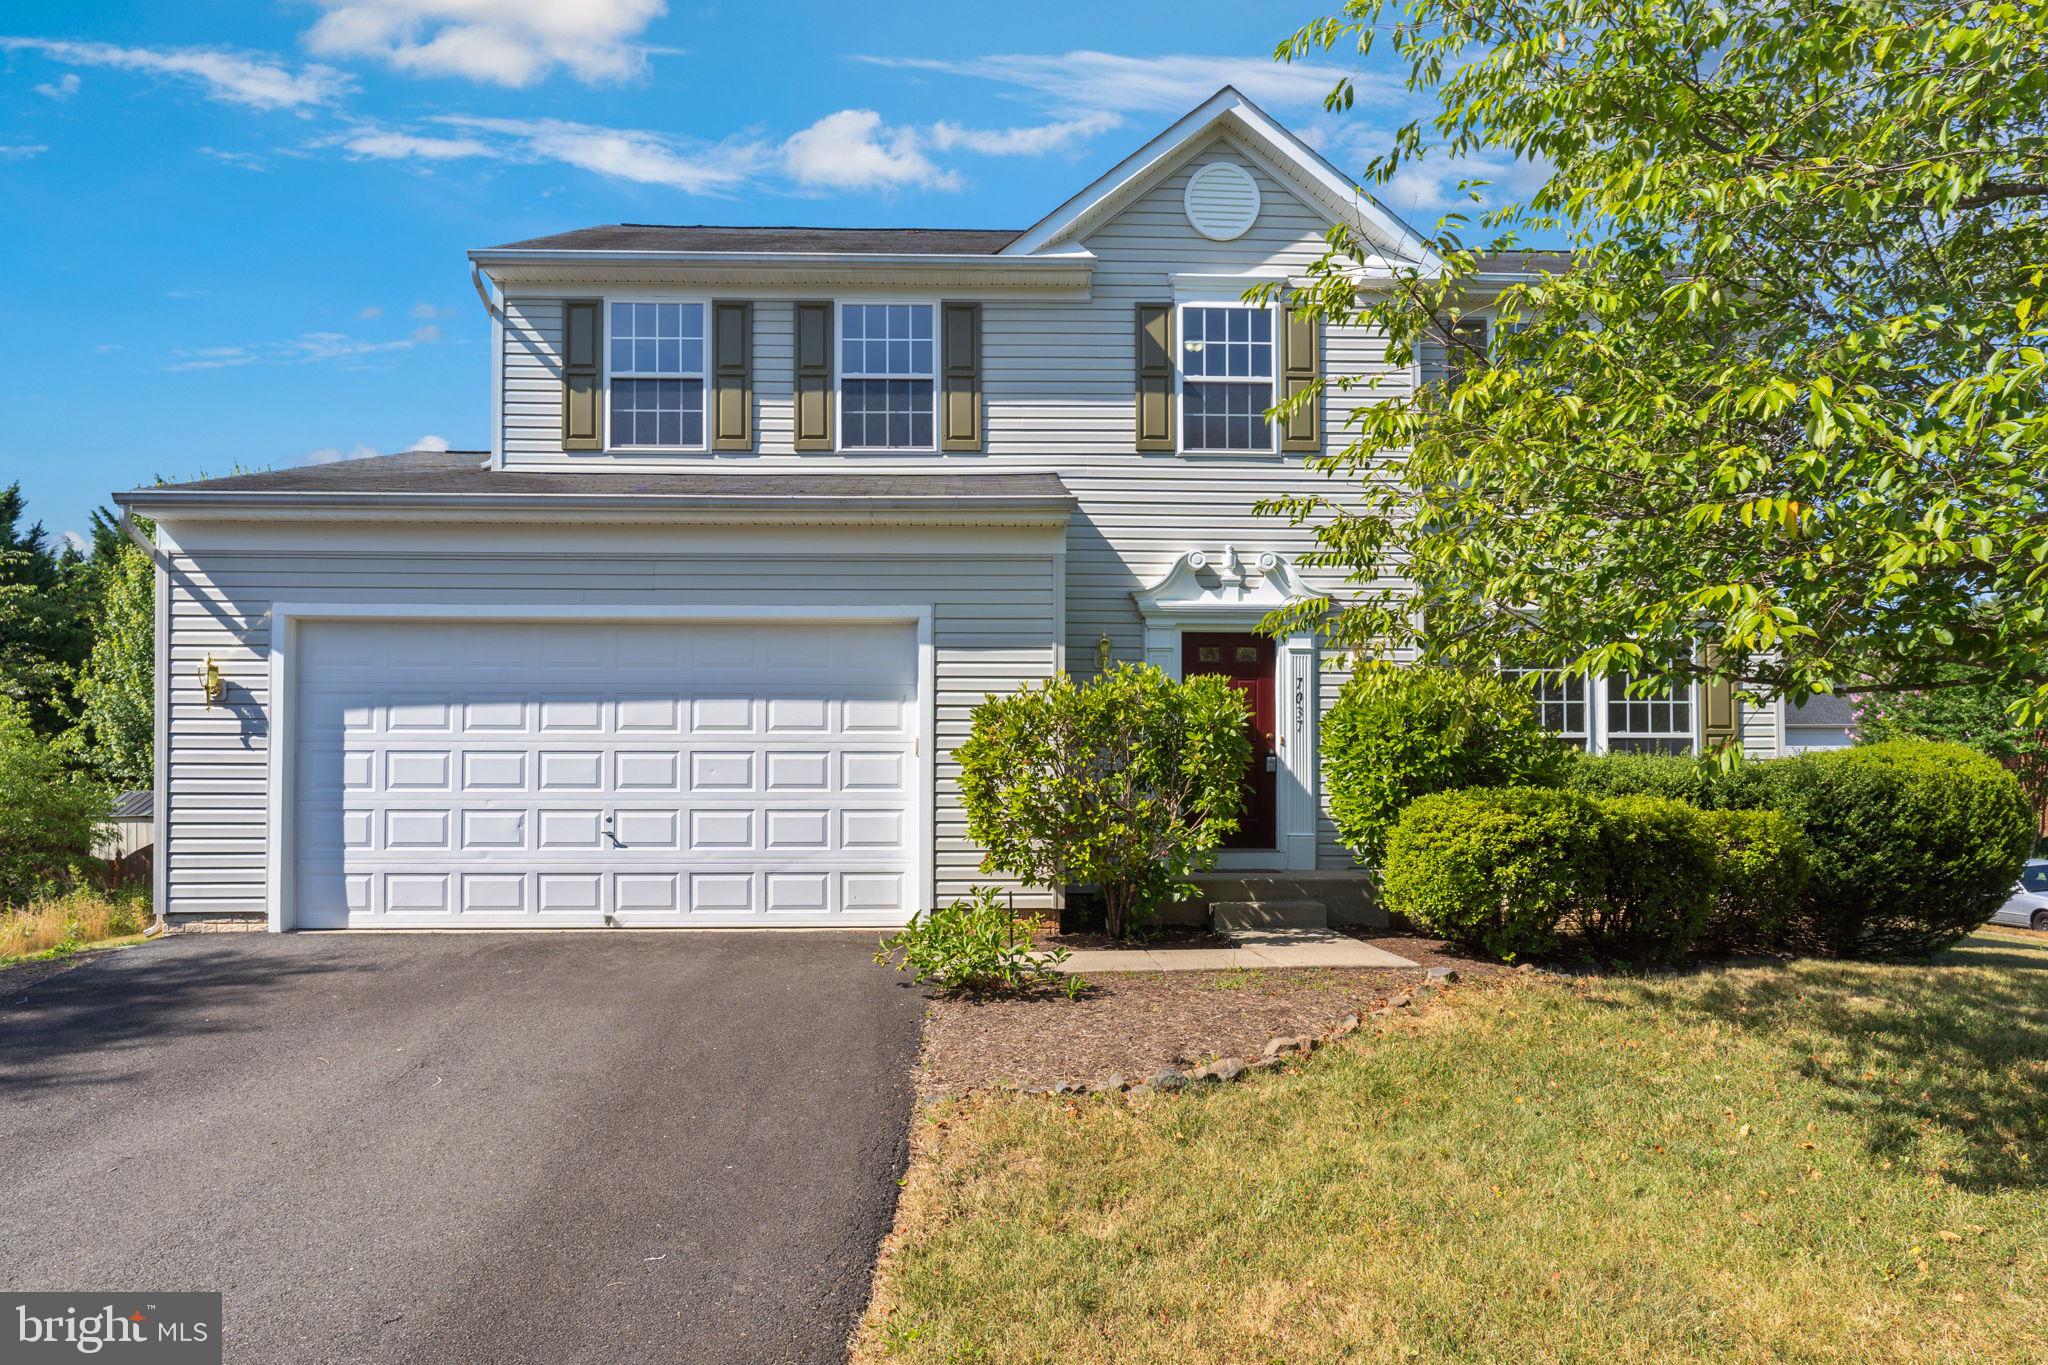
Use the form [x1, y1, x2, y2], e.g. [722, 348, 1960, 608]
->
[0, 933, 926, 1363]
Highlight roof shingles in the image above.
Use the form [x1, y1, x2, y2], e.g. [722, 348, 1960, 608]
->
[486, 224, 1022, 255]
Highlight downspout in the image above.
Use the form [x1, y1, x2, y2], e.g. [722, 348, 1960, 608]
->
[119, 509, 171, 937]
[472, 262, 507, 469]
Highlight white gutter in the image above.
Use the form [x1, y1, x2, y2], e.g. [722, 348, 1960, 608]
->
[466, 247, 1092, 270]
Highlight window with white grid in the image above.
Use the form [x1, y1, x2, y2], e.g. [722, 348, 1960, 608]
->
[1181, 305, 1274, 451]
[1504, 668, 1589, 748]
[1606, 675, 1695, 754]
[840, 304, 934, 449]
[608, 302, 705, 448]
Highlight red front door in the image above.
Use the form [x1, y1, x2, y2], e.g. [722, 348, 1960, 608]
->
[1182, 632, 1277, 849]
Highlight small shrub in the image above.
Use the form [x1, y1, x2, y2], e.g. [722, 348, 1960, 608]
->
[1584, 795, 1717, 963]
[1566, 751, 1721, 806]
[1739, 740, 2035, 958]
[1380, 787, 1603, 961]
[873, 887, 1076, 995]
[1697, 808, 1809, 952]
[0, 699, 112, 905]
[1324, 664, 1573, 866]
[957, 663, 1250, 939]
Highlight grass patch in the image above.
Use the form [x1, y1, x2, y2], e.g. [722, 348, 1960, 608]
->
[1, 890, 152, 967]
[860, 933, 2048, 1363]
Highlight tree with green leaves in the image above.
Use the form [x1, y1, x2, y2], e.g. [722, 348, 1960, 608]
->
[0, 482, 95, 735]
[63, 532, 155, 790]
[1271, 0, 2048, 725]
[1855, 676, 2048, 831]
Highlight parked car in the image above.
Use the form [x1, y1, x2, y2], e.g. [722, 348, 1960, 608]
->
[1990, 859, 2048, 931]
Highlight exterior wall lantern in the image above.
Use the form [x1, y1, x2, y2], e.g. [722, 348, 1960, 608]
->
[201, 655, 224, 707]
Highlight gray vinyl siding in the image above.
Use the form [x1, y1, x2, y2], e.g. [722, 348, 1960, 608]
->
[488, 134, 1403, 869]
[158, 539, 1060, 918]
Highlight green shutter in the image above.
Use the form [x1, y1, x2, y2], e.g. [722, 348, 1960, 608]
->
[793, 301, 834, 451]
[1135, 303, 1174, 452]
[562, 298, 602, 451]
[1699, 646, 1740, 752]
[941, 302, 981, 452]
[711, 301, 752, 451]
[1280, 305, 1320, 453]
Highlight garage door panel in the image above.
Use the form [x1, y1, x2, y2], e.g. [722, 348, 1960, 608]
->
[293, 619, 918, 927]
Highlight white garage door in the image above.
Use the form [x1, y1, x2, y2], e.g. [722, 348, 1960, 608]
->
[291, 618, 921, 928]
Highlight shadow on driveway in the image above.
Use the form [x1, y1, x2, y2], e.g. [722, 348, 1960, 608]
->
[0, 931, 927, 1364]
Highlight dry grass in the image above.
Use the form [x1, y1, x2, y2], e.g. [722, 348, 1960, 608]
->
[0, 890, 151, 964]
[858, 931, 2048, 1363]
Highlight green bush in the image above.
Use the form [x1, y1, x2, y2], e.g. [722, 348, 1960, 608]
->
[1737, 740, 2035, 958]
[956, 663, 1251, 939]
[1697, 808, 1809, 952]
[1566, 751, 1722, 806]
[873, 887, 1076, 995]
[1324, 664, 1573, 866]
[0, 699, 111, 905]
[1584, 795, 1717, 963]
[1380, 787, 1603, 961]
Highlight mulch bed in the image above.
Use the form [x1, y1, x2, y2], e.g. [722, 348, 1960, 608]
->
[916, 934, 1512, 1094]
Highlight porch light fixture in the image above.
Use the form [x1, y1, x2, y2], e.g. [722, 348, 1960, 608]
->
[201, 655, 224, 707]
[1097, 633, 1113, 672]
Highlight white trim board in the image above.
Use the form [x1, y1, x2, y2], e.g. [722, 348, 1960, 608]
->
[265, 602, 938, 932]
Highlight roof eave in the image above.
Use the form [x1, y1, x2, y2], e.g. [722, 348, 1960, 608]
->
[114, 487, 1079, 526]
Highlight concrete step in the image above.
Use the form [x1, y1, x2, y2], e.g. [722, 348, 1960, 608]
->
[1208, 898, 1328, 931]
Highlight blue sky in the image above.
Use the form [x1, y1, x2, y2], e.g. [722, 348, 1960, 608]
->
[0, 0, 1536, 548]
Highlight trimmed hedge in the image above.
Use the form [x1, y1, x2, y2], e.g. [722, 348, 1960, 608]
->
[1323, 664, 1572, 866]
[1380, 787, 1602, 961]
[1566, 751, 1720, 806]
[1585, 795, 1717, 963]
[1731, 740, 2035, 958]
[1698, 808, 1809, 952]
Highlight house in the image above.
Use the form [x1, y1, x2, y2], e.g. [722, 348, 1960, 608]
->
[116, 87, 1827, 933]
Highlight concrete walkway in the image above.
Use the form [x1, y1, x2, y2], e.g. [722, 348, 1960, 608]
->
[1057, 929, 1417, 974]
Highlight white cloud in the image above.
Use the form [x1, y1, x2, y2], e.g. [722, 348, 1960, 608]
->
[94, 343, 122, 354]
[34, 72, 80, 100]
[410, 301, 453, 319]
[784, 109, 956, 193]
[300, 442, 382, 465]
[198, 146, 270, 170]
[406, 434, 451, 452]
[1309, 125, 1553, 216]
[61, 530, 88, 554]
[0, 37, 351, 110]
[426, 115, 764, 192]
[304, 0, 666, 88]
[409, 323, 441, 342]
[860, 51, 1362, 115]
[0, 142, 48, 160]
[928, 111, 1122, 156]
[166, 328, 437, 372]
[340, 128, 492, 161]
[357, 305, 384, 320]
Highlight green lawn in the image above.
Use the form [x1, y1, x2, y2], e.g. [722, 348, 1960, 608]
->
[859, 931, 2048, 1363]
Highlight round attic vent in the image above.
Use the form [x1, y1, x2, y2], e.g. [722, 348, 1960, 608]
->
[1183, 162, 1260, 241]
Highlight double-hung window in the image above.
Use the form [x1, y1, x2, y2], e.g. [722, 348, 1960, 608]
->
[608, 301, 705, 449]
[841, 303, 934, 450]
[1504, 669, 1590, 749]
[1181, 305, 1274, 452]
[1504, 668, 1693, 753]
[1605, 675, 1694, 754]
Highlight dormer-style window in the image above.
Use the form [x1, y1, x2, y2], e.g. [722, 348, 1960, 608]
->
[1180, 304, 1275, 452]
[608, 301, 706, 449]
[841, 303, 935, 450]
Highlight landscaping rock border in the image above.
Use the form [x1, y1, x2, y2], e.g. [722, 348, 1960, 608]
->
[946, 973, 1492, 1104]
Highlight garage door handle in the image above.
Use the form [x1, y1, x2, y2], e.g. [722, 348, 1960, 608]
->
[603, 811, 621, 848]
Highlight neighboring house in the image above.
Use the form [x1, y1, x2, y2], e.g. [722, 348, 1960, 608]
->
[117, 87, 1823, 933]
[98, 790, 155, 888]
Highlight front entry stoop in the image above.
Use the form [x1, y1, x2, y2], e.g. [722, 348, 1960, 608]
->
[1208, 899, 1326, 931]
[1187, 873, 1385, 931]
